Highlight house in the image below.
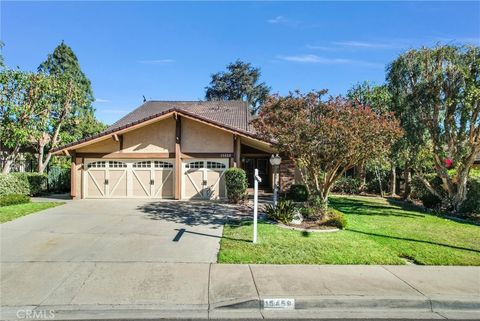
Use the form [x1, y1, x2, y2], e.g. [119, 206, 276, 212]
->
[52, 101, 297, 200]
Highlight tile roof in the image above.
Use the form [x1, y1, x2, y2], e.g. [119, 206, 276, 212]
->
[52, 100, 263, 153]
[108, 100, 256, 133]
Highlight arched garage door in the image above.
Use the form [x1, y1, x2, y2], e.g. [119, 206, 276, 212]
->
[84, 159, 174, 198]
[182, 159, 228, 200]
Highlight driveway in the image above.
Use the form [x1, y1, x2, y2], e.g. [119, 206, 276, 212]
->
[0, 199, 238, 263]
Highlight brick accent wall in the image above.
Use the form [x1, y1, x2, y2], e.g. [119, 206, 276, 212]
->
[279, 158, 296, 191]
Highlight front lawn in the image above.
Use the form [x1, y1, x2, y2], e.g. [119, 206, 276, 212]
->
[0, 202, 63, 223]
[218, 196, 480, 265]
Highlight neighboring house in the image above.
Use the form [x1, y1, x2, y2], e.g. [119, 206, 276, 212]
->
[52, 101, 297, 200]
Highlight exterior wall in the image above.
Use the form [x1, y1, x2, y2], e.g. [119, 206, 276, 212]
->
[279, 158, 296, 191]
[181, 118, 234, 153]
[122, 117, 176, 153]
[76, 138, 119, 153]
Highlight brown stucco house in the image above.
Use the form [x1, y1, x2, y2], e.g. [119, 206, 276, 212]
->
[53, 101, 297, 200]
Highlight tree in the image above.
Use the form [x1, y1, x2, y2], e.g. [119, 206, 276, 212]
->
[0, 70, 50, 173]
[0, 68, 86, 173]
[253, 90, 403, 209]
[347, 82, 395, 194]
[387, 45, 480, 211]
[38, 41, 105, 139]
[205, 60, 270, 114]
[0, 41, 4, 68]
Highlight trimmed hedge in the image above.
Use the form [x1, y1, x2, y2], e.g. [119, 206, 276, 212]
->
[0, 173, 47, 197]
[224, 168, 248, 204]
[0, 194, 30, 207]
[0, 174, 29, 197]
[12, 173, 47, 196]
[460, 177, 480, 214]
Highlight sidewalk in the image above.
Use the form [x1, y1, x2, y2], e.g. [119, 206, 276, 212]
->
[1, 264, 479, 320]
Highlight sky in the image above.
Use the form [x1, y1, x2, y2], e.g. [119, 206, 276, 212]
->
[2, 1, 479, 125]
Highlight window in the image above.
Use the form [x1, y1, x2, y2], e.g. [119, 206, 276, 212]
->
[87, 161, 106, 168]
[154, 161, 173, 168]
[133, 161, 151, 168]
[109, 161, 127, 168]
[207, 161, 226, 169]
[186, 161, 204, 169]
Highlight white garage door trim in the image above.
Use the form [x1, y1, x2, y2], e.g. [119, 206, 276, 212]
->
[83, 159, 174, 199]
[182, 158, 229, 200]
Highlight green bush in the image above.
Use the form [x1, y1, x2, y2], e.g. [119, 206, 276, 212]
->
[325, 209, 348, 229]
[0, 174, 29, 196]
[47, 166, 70, 193]
[460, 177, 480, 214]
[287, 184, 309, 202]
[264, 199, 296, 224]
[0, 194, 30, 207]
[411, 175, 443, 210]
[12, 172, 47, 196]
[332, 177, 361, 194]
[224, 167, 248, 204]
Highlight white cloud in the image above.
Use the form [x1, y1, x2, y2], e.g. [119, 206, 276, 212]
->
[306, 44, 338, 51]
[95, 98, 111, 103]
[267, 15, 287, 24]
[137, 59, 174, 64]
[277, 54, 383, 67]
[333, 41, 398, 49]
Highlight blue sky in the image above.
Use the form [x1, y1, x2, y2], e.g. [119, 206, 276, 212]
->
[2, 1, 479, 125]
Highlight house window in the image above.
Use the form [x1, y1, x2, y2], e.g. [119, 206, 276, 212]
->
[87, 161, 106, 168]
[206, 161, 226, 169]
[109, 161, 127, 168]
[133, 161, 151, 168]
[186, 161, 204, 169]
[154, 161, 173, 168]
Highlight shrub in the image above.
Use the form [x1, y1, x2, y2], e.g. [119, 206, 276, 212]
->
[287, 184, 309, 202]
[264, 199, 296, 224]
[0, 174, 29, 196]
[324, 209, 348, 229]
[47, 166, 70, 193]
[12, 172, 47, 196]
[332, 177, 361, 194]
[460, 177, 480, 215]
[411, 175, 443, 210]
[0, 194, 30, 207]
[224, 167, 248, 204]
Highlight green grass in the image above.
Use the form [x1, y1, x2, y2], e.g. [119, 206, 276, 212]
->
[218, 195, 480, 265]
[0, 202, 64, 223]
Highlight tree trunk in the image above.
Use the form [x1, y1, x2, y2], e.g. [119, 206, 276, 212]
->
[451, 171, 469, 213]
[36, 144, 50, 174]
[356, 161, 366, 191]
[390, 163, 397, 196]
[1, 146, 21, 174]
[403, 166, 412, 201]
[374, 166, 384, 197]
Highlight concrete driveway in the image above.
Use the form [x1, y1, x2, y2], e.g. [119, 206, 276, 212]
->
[1, 199, 235, 263]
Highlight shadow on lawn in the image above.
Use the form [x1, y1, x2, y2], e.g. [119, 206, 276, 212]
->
[330, 197, 424, 218]
[347, 228, 480, 253]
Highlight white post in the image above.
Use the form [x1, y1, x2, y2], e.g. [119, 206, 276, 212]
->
[273, 166, 278, 207]
[253, 168, 261, 244]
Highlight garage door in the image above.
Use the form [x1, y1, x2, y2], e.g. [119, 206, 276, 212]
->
[182, 159, 228, 200]
[84, 159, 174, 198]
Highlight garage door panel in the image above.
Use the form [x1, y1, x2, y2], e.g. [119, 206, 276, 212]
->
[184, 170, 204, 199]
[132, 170, 151, 197]
[153, 170, 173, 198]
[206, 171, 222, 199]
[109, 170, 127, 197]
[87, 170, 106, 197]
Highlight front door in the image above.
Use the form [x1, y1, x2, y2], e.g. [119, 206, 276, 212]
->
[244, 158, 269, 188]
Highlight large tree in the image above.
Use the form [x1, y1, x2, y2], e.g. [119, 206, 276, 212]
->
[387, 45, 480, 211]
[205, 60, 270, 114]
[253, 90, 403, 208]
[0, 69, 86, 173]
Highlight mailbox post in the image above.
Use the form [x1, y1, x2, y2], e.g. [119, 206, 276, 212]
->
[253, 168, 262, 244]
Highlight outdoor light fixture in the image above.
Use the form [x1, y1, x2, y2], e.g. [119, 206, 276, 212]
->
[269, 154, 282, 206]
